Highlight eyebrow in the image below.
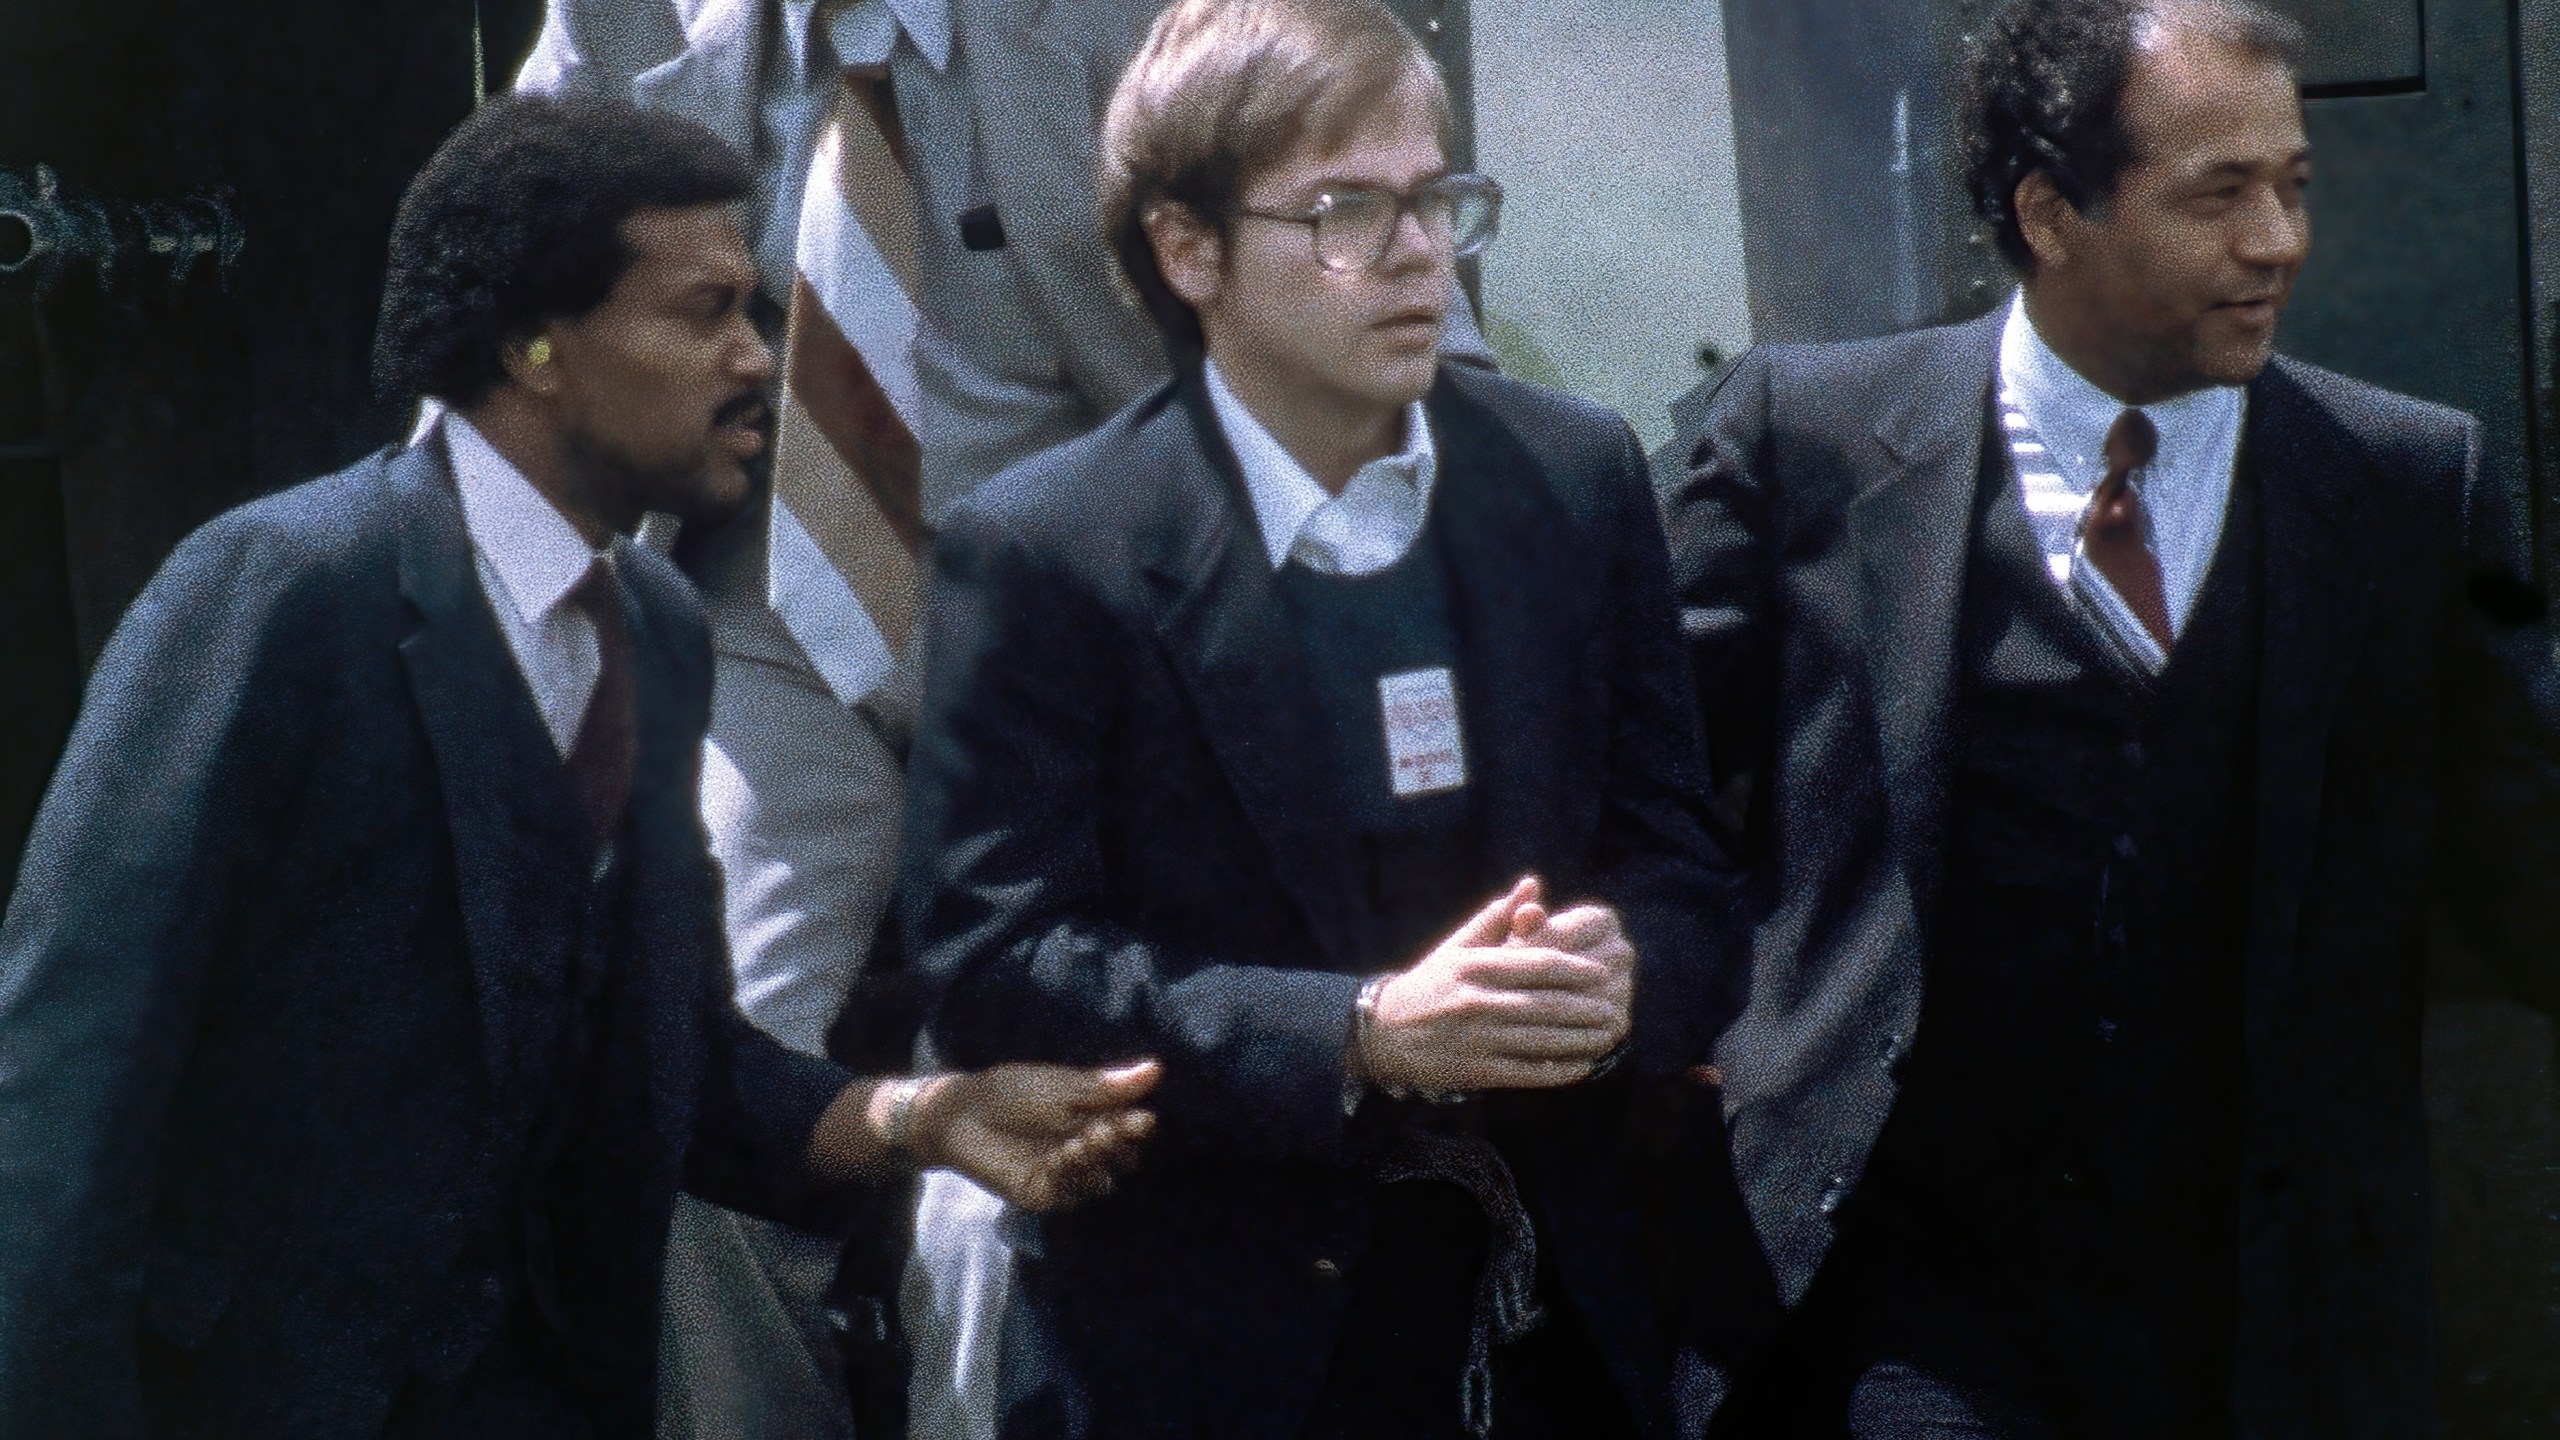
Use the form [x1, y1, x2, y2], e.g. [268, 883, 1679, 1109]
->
[2173, 146, 2313, 183]
[1297, 164, 1452, 198]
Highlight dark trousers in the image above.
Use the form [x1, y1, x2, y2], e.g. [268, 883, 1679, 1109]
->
[381, 1298, 597, 1440]
[1710, 1194, 2232, 1440]
[1299, 1181, 1640, 1440]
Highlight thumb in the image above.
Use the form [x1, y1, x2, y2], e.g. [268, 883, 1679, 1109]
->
[1083, 1058, 1162, 1105]
[1040, 1059, 1161, 1115]
[1453, 876, 1538, 947]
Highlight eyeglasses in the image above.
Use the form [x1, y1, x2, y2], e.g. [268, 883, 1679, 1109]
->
[1234, 173, 1503, 273]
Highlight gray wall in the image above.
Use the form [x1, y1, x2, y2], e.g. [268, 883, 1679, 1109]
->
[1471, 0, 1752, 451]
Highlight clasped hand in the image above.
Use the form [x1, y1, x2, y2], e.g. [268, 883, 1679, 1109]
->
[1356, 876, 1635, 1095]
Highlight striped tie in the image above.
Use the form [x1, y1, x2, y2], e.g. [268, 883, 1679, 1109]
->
[767, 60, 929, 701]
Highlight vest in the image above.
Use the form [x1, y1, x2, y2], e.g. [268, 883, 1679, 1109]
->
[1862, 426, 2265, 1324]
[1275, 527, 1486, 973]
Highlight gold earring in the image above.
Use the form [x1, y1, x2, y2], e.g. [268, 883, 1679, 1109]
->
[524, 338, 553, 368]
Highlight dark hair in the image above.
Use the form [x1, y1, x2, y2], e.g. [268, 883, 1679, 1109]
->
[373, 92, 754, 406]
[1963, 0, 2306, 272]
[1099, 0, 1450, 361]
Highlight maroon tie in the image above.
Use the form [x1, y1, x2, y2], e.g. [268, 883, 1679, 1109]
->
[2083, 409, 2171, 650]
[564, 557, 636, 852]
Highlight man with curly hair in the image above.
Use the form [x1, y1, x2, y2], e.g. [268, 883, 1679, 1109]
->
[1666, 1, 2560, 1435]
[0, 93, 1163, 1439]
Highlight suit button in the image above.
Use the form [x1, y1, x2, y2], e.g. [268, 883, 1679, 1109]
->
[1816, 1175, 1852, 1218]
[2113, 834, 2138, 860]
[2096, 1017, 2119, 1043]
[2058, 1169, 2083, 1189]
[1881, 1032, 1912, 1074]
[1312, 1258, 1342, 1280]
[478, 1273, 505, 1306]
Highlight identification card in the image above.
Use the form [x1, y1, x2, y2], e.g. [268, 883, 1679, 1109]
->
[1378, 667, 1468, 798]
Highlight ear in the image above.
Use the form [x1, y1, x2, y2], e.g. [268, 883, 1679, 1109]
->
[2012, 170, 2079, 272]
[1143, 203, 1226, 312]
[498, 330, 564, 397]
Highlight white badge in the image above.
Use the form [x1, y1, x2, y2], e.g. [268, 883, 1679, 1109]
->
[1378, 667, 1468, 798]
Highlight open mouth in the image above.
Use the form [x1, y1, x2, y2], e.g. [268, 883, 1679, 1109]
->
[715, 395, 773, 457]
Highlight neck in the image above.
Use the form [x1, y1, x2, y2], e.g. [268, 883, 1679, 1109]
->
[2019, 285, 2195, 408]
[1204, 351, 1407, 495]
[455, 395, 625, 546]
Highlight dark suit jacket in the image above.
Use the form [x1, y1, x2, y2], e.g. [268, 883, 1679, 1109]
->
[0, 439, 852, 1439]
[903, 364, 1756, 1439]
[1662, 310, 2560, 1437]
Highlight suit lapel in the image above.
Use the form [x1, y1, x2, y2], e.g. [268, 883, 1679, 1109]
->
[392, 439, 582, 1100]
[1145, 382, 1366, 968]
[2243, 362, 2374, 994]
[1427, 377, 1599, 887]
[1848, 314, 2001, 904]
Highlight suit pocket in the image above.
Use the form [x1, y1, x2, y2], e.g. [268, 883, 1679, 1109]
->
[140, 1244, 236, 1350]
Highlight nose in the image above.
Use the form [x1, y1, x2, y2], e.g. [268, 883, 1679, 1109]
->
[728, 308, 778, 386]
[1379, 201, 1448, 276]
[2233, 182, 2310, 273]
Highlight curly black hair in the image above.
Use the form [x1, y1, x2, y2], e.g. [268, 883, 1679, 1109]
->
[1962, 0, 2305, 272]
[372, 92, 754, 407]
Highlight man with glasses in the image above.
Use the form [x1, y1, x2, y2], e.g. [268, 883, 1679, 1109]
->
[899, 0, 1759, 1436]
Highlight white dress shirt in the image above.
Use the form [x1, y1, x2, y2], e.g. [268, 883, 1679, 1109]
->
[1997, 292, 2245, 640]
[444, 413, 613, 757]
[1203, 359, 1438, 576]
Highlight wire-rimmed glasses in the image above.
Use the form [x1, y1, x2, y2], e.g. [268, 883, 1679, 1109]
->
[1235, 173, 1503, 273]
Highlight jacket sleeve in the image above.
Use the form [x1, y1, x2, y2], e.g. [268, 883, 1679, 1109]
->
[901, 506, 1364, 1166]
[614, 563, 865, 1227]
[1591, 417, 1754, 1071]
[2432, 415, 2560, 1010]
[682, 980, 862, 1226]
[0, 515, 317, 1439]
[1658, 349, 1784, 873]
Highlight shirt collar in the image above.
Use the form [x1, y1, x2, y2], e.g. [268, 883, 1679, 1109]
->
[1998, 289, 2243, 494]
[805, 0, 950, 76]
[1201, 358, 1437, 570]
[442, 412, 609, 628]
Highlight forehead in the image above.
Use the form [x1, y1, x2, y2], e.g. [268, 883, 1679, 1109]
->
[2119, 27, 2306, 175]
[1249, 82, 1447, 198]
[608, 204, 756, 298]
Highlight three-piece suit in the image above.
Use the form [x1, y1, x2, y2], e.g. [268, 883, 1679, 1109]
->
[1663, 309, 2560, 1436]
[0, 437, 852, 1438]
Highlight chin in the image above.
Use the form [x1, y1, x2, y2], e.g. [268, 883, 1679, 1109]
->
[656, 462, 755, 526]
[2196, 338, 2278, 388]
[1355, 354, 1441, 410]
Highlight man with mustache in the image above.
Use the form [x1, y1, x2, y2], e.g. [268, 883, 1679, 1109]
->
[1666, 1, 2560, 1435]
[0, 93, 1161, 1440]
[901, 1, 1753, 1435]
